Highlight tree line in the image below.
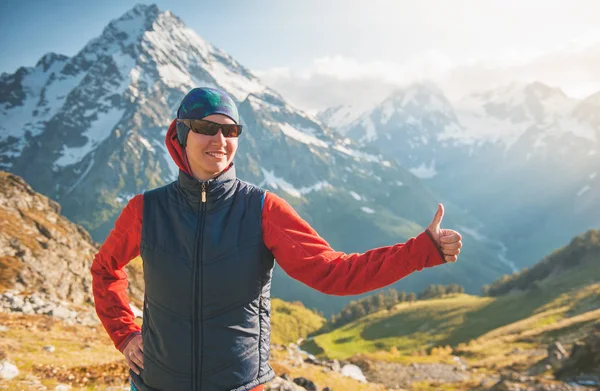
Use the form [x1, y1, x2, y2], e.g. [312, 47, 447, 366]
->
[327, 284, 464, 329]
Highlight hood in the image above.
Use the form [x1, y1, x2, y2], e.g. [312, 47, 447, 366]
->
[165, 119, 190, 175]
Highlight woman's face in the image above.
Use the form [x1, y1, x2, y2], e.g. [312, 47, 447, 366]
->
[185, 114, 239, 181]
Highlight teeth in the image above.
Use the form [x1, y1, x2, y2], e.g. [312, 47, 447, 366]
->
[207, 152, 225, 158]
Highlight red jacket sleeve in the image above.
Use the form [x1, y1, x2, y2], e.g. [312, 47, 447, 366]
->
[91, 194, 143, 352]
[261, 192, 446, 296]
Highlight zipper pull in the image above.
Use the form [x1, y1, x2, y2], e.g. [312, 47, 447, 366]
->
[202, 182, 207, 203]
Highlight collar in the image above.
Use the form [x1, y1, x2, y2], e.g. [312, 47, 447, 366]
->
[176, 164, 237, 212]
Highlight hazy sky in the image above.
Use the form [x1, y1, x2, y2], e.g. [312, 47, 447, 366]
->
[2, 0, 600, 112]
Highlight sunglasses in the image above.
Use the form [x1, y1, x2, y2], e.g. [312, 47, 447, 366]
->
[177, 119, 243, 138]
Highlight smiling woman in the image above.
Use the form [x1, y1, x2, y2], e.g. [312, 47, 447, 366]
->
[90, 86, 462, 391]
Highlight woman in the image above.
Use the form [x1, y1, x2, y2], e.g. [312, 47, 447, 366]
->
[91, 87, 462, 391]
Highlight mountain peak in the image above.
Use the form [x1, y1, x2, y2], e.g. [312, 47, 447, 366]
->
[381, 81, 453, 119]
[131, 3, 160, 15]
[100, 3, 161, 46]
[34, 52, 69, 72]
[523, 81, 568, 100]
[458, 81, 574, 123]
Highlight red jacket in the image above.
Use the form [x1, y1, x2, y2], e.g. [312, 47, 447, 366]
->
[91, 119, 446, 390]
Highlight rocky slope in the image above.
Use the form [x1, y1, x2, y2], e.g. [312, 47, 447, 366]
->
[0, 170, 143, 324]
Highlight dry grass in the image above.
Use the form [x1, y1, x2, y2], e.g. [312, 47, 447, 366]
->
[0, 312, 126, 390]
[0, 256, 23, 293]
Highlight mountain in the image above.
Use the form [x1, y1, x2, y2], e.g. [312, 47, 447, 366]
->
[334, 80, 600, 270]
[0, 4, 510, 315]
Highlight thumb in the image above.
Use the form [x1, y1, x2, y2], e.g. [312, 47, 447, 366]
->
[429, 203, 444, 230]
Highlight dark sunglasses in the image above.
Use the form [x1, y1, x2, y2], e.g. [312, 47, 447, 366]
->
[177, 119, 243, 138]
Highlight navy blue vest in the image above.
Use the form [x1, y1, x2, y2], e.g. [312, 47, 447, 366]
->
[131, 166, 276, 391]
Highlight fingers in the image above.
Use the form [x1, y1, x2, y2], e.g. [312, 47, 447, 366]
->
[125, 354, 141, 375]
[440, 230, 462, 243]
[439, 229, 462, 262]
[445, 254, 458, 263]
[129, 347, 144, 371]
[123, 335, 144, 375]
[442, 246, 461, 256]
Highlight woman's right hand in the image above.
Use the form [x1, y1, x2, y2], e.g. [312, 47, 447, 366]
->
[122, 334, 144, 375]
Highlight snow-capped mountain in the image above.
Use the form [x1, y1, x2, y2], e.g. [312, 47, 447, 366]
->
[0, 4, 509, 314]
[338, 82, 461, 179]
[330, 80, 600, 269]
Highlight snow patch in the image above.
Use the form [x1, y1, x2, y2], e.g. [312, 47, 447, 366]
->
[260, 168, 331, 198]
[333, 145, 381, 163]
[278, 123, 329, 149]
[54, 107, 125, 167]
[350, 191, 362, 201]
[361, 116, 377, 142]
[361, 206, 375, 214]
[138, 135, 155, 152]
[577, 185, 590, 196]
[207, 57, 265, 101]
[409, 160, 437, 179]
[115, 192, 136, 204]
[157, 63, 191, 88]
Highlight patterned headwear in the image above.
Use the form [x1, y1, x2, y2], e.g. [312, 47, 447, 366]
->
[176, 87, 239, 147]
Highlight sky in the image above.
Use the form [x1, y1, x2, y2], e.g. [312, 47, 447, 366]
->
[2, 0, 600, 112]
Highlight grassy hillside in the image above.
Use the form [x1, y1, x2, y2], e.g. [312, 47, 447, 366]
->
[303, 230, 600, 363]
[270, 298, 326, 345]
[486, 229, 600, 296]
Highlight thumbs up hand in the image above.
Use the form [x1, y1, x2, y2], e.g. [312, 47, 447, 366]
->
[427, 203, 462, 263]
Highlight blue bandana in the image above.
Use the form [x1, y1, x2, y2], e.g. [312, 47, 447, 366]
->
[176, 87, 239, 146]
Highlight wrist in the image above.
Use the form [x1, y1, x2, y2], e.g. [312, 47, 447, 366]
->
[119, 331, 141, 353]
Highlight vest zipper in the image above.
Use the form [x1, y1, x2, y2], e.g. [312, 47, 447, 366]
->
[196, 181, 207, 390]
